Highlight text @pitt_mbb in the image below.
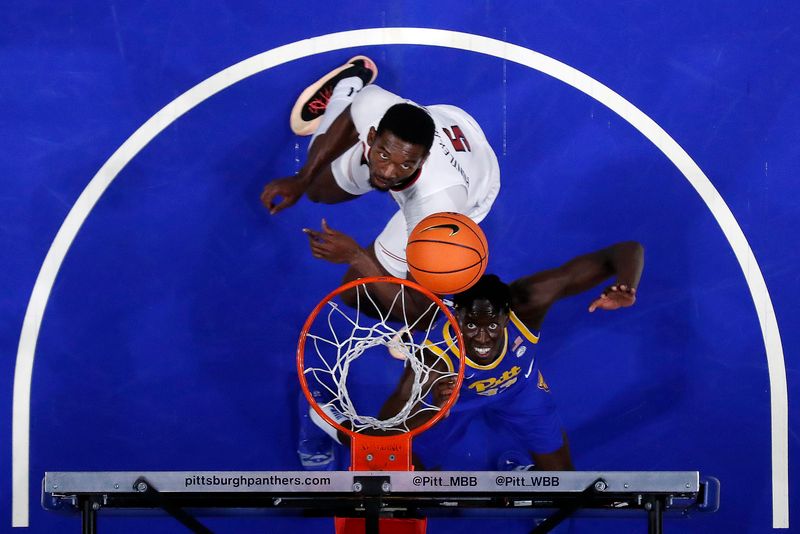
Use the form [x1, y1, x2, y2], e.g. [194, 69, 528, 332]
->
[412, 475, 560, 488]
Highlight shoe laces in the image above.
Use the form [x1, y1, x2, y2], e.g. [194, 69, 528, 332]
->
[307, 86, 333, 115]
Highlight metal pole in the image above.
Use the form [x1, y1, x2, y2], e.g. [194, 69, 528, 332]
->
[80, 498, 96, 534]
[647, 497, 663, 534]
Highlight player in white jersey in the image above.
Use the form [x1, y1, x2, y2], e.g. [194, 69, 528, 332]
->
[261, 55, 500, 283]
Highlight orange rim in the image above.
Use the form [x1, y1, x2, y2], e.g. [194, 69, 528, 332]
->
[297, 276, 465, 442]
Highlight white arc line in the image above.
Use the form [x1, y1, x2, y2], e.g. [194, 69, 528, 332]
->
[12, 28, 787, 528]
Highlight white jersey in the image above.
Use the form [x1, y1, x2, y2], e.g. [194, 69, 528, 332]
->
[331, 85, 501, 278]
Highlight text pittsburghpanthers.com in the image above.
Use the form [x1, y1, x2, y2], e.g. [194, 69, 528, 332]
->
[184, 474, 331, 489]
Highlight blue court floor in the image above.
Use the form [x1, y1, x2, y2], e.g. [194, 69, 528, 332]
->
[2, 2, 798, 532]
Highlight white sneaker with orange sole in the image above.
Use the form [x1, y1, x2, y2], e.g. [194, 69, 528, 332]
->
[289, 55, 378, 136]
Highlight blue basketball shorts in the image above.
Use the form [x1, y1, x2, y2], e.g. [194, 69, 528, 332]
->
[414, 377, 564, 468]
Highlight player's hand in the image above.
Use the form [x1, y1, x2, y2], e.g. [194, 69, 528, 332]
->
[260, 175, 307, 215]
[432, 377, 456, 418]
[303, 219, 362, 264]
[588, 284, 636, 312]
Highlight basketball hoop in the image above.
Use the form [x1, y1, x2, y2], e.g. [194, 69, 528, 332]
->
[297, 276, 465, 471]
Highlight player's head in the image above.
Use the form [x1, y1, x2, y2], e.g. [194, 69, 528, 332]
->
[366, 104, 434, 191]
[453, 275, 511, 364]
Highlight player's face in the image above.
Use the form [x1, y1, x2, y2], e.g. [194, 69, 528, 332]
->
[366, 128, 428, 191]
[457, 299, 509, 364]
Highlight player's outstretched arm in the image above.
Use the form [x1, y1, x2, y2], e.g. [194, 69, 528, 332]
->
[378, 350, 453, 430]
[304, 219, 442, 323]
[509, 241, 644, 330]
[303, 219, 376, 270]
[260, 106, 359, 214]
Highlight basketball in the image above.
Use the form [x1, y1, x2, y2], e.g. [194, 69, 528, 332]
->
[406, 212, 488, 295]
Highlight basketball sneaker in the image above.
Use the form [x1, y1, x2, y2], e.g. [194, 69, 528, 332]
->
[497, 450, 535, 471]
[297, 390, 336, 470]
[289, 55, 378, 136]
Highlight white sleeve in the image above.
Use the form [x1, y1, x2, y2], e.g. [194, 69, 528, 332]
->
[351, 85, 406, 141]
[403, 185, 469, 236]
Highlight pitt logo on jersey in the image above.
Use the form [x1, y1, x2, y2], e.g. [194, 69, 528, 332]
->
[469, 366, 521, 396]
[424, 311, 540, 407]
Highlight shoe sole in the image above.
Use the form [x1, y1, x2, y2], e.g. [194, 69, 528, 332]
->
[289, 55, 378, 136]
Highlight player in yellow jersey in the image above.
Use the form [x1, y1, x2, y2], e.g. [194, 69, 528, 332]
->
[380, 241, 644, 470]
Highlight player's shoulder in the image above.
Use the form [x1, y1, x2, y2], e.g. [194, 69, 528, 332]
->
[356, 84, 400, 100]
[350, 85, 408, 135]
[428, 104, 481, 130]
[351, 85, 406, 119]
[507, 311, 540, 343]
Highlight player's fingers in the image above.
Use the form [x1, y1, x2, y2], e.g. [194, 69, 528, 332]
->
[307, 237, 328, 254]
[270, 195, 296, 215]
[306, 227, 333, 243]
[302, 228, 321, 241]
[308, 244, 322, 258]
[309, 244, 327, 258]
[266, 196, 285, 214]
[259, 188, 275, 209]
[321, 218, 337, 234]
[588, 295, 606, 312]
[308, 237, 326, 250]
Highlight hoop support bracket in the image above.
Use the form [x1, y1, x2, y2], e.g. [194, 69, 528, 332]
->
[351, 433, 413, 471]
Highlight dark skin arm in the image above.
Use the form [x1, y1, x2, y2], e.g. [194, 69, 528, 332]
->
[509, 241, 644, 331]
[303, 220, 442, 323]
[260, 106, 360, 214]
[501, 242, 643, 470]
[378, 349, 454, 430]
[303, 219, 384, 276]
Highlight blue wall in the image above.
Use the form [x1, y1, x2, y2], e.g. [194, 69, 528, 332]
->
[2, 2, 798, 532]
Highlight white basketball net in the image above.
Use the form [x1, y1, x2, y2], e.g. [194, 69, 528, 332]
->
[302, 281, 461, 434]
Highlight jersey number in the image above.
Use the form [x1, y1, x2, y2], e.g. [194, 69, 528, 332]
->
[442, 125, 471, 152]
